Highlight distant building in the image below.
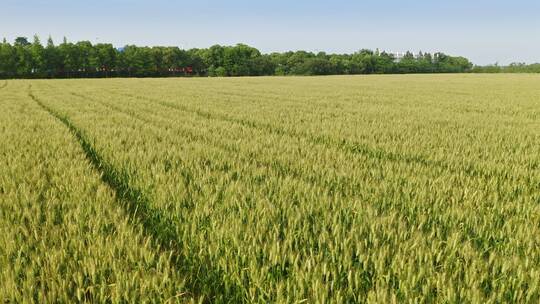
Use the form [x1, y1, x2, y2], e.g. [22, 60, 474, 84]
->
[390, 52, 407, 62]
[389, 51, 424, 62]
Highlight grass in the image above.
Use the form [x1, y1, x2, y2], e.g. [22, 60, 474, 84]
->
[1, 74, 539, 302]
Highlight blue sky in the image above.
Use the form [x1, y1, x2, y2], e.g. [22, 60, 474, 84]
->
[2, 0, 539, 65]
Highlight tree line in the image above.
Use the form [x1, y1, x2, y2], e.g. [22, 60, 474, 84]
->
[0, 35, 477, 79]
[471, 63, 540, 73]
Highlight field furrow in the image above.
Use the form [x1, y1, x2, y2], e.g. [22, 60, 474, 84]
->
[1, 82, 193, 302]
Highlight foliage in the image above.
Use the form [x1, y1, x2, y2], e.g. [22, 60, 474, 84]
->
[0, 36, 475, 78]
[472, 63, 540, 73]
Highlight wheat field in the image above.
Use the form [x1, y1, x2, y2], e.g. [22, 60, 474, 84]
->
[1, 74, 539, 303]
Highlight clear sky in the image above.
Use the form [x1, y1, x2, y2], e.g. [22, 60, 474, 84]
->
[2, 0, 539, 65]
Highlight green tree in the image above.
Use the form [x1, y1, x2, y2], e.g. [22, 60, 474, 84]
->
[30, 35, 45, 76]
[58, 37, 82, 77]
[397, 51, 418, 73]
[76, 41, 94, 76]
[93, 43, 117, 77]
[0, 39, 16, 77]
[14, 37, 30, 47]
[43, 37, 60, 77]
[14, 37, 33, 76]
